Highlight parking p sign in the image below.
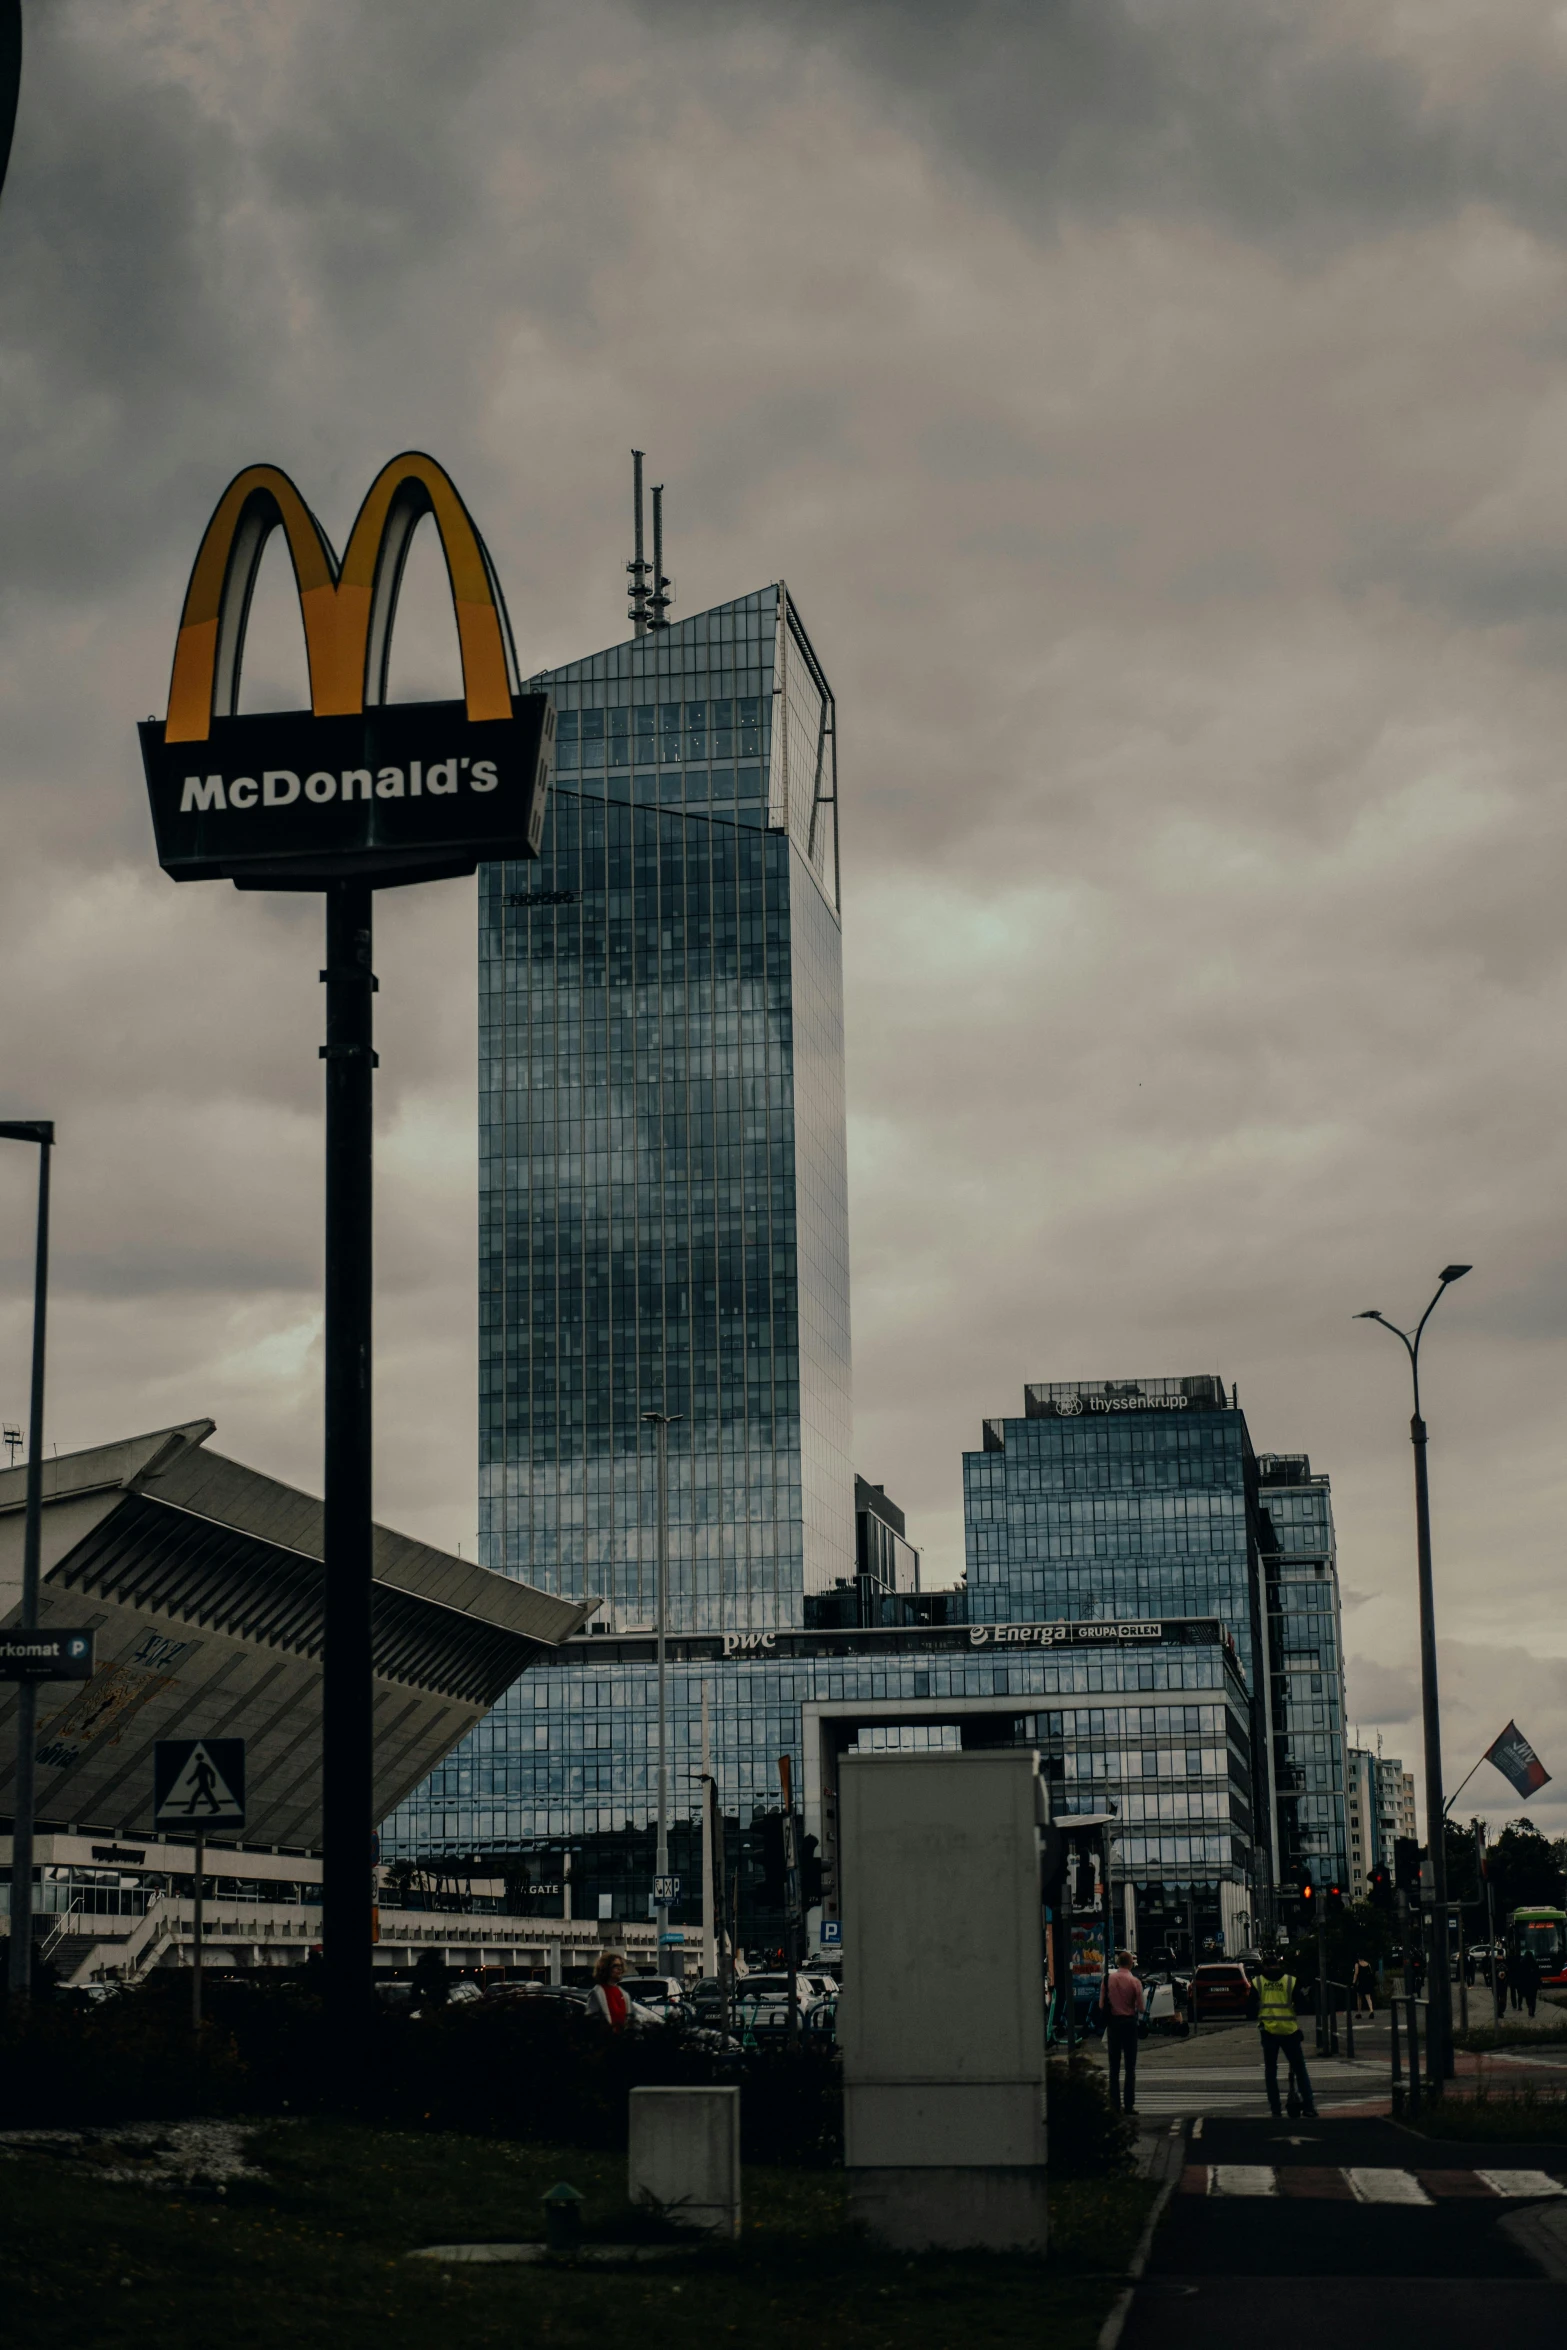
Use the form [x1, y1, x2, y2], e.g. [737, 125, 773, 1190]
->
[820, 1919, 842, 1947]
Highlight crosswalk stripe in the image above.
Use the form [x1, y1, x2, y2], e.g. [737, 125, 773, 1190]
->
[1346, 2168, 1431, 2204]
[1176, 2163, 1567, 2202]
[1475, 2170, 1567, 2199]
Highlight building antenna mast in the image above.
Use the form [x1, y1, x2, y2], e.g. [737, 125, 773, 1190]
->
[628, 450, 650, 635]
[650, 483, 673, 629]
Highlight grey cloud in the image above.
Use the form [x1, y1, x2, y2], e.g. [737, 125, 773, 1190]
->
[656, 0, 1567, 258]
[0, 0, 1566, 1651]
[1345, 1656, 1419, 1726]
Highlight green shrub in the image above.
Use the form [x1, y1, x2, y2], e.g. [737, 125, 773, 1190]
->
[0, 1982, 842, 2166]
[1046, 2058, 1136, 2176]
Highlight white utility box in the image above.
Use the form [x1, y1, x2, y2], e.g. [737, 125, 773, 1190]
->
[627, 2083, 741, 2237]
[838, 1747, 1049, 2251]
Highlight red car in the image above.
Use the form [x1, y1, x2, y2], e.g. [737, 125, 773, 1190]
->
[1190, 1962, 1253, 2018]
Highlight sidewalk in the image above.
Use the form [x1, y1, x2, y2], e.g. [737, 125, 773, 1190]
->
[1096, 2006, 1567, 2120]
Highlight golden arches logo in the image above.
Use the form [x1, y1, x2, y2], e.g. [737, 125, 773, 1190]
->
[165, 451, 514, 743]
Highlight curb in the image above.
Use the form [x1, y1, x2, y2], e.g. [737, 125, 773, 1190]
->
[1096, 2125, 1184, 2350]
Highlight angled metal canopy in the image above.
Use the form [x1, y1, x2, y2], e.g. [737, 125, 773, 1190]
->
[0, 1422, 593, 1851]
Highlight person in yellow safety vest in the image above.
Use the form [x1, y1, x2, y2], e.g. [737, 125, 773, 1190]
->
[1245, 1953, 1317, 2118]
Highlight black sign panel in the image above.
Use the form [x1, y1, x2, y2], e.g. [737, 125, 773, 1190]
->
[0, 1628, 95, 1681]
[140, 695, 554, 890]
[153, 1737, 247, 1831]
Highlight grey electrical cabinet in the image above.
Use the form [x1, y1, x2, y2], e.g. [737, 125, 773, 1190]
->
[838, 1747, 1050, 2251]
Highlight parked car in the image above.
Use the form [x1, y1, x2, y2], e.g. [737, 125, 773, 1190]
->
[1137, 1971, 1179, 2033]
[625, 1973, 686, 2013]
[1190, 1962, 1252, 2018]
[731, 1972, 824, 2012]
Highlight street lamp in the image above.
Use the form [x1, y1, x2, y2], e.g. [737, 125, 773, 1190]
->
[641, 1410, 681, 1976]
[1, 1118, 54, 2000]
[1355, 1263, 1471, 2084]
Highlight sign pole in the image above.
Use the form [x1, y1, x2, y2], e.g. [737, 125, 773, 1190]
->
[321, 880, 376, 2049]
[2, 1121, 52, 2000]
[192, 1831, 204, 2031]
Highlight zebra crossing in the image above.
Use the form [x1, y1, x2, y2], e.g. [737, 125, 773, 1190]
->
[1185, 2164, 1567, 2203]
[1130, 2059, 1379, 2116]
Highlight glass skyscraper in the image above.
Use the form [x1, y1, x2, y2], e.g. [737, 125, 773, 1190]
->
[963, 1378, 1261, 1685]
[1256, 1454, 1349, 1902]
[386, 584, 856, 1879]
[961, 1375, 1268, 1944]
[961, 1379, 1354, 1943]
[482, 581, 852, 1630]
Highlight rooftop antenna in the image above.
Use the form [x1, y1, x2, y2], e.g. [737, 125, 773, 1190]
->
[650, 482, 674, 628]
[627, 450, 650, 634]
[2, 1424, 19, 1468]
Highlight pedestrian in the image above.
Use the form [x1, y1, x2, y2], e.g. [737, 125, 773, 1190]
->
[1509, 1950, 1523, 2010]
[1247, 1951, 1316, 2119]
[1493, 1949, 1508, 2021]
[588, 1949, 631, 2031]
[1099, 1947, 1145, 2114]
[1352, 1955, 1374, 2017]
[1515, 1948, 1541, 2020]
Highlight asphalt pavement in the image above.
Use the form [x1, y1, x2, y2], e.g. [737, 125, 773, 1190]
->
[1116, 2113, 1567, 2350]
[1089, 2014, 1388, 2119]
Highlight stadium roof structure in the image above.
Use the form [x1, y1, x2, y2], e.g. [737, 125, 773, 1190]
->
[0, 1422, 593, 1849]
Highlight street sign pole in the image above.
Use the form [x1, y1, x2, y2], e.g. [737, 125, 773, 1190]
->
[780, 1754, 800, 2039]
[1, 1119, 52, 2000]
[642, 1410, 679, 1972]
[321, 880, 376, 2050]
[192, 1831, 205, 2032]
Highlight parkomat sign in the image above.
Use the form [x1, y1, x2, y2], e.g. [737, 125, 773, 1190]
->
[140, 453, 553, 888]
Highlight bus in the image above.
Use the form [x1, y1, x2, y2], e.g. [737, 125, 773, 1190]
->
[1507, 1907, 1567, 1988]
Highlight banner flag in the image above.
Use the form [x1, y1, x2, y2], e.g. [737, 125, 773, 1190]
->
[1485, 1720, 1552, 1801]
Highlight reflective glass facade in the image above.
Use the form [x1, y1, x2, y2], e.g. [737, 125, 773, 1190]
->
[390, 587, 854, 1868]
[1257, 1454, 1349, 1904]
[386, 1619, 1251, 1947]
[963, 1378, 1261, 1688]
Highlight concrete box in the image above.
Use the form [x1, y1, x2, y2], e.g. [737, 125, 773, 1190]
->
[839, 1749, 1048, 2251]
[627, 2084, 741, 2237]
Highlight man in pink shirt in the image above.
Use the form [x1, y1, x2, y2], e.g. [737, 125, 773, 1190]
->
[1099, 1948, 1145, 2115]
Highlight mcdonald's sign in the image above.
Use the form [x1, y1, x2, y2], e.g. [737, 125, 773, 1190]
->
[139, 452, 553, 888]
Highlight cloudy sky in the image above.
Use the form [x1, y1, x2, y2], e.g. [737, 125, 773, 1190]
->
[0, 0, 1563, 1837]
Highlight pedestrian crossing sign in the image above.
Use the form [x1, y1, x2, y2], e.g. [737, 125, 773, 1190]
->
[154, 1737, 246, 1831]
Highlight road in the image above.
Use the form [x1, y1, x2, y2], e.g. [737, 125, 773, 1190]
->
[1116, 2112, 1567, 2348]
[1097, 2014, 1387, 2118]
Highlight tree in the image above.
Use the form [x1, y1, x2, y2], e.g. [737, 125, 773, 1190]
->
[412, 1949, 449, 2008]
[1487, 1818, 1566, 1914]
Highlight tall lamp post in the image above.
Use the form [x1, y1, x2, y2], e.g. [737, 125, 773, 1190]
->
[641, 1410, 680, 1974]
[1, 1119, 53, 2000]
[1356, 1263, 1471, 2085]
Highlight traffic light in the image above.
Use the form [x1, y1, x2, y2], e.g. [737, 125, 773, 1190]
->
[1326, 1883, 1345, 1919]
[1299, 1870, 1315, 1918]
[800, 1830, 823, 1909]
[1369, 1865, 1393, 1911]
[1394, 1836, 1422, 1894]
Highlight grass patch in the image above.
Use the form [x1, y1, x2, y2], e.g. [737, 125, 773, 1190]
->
[0, 2119, 1148, 2350]
[1406, 2089, 1567, 2143]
